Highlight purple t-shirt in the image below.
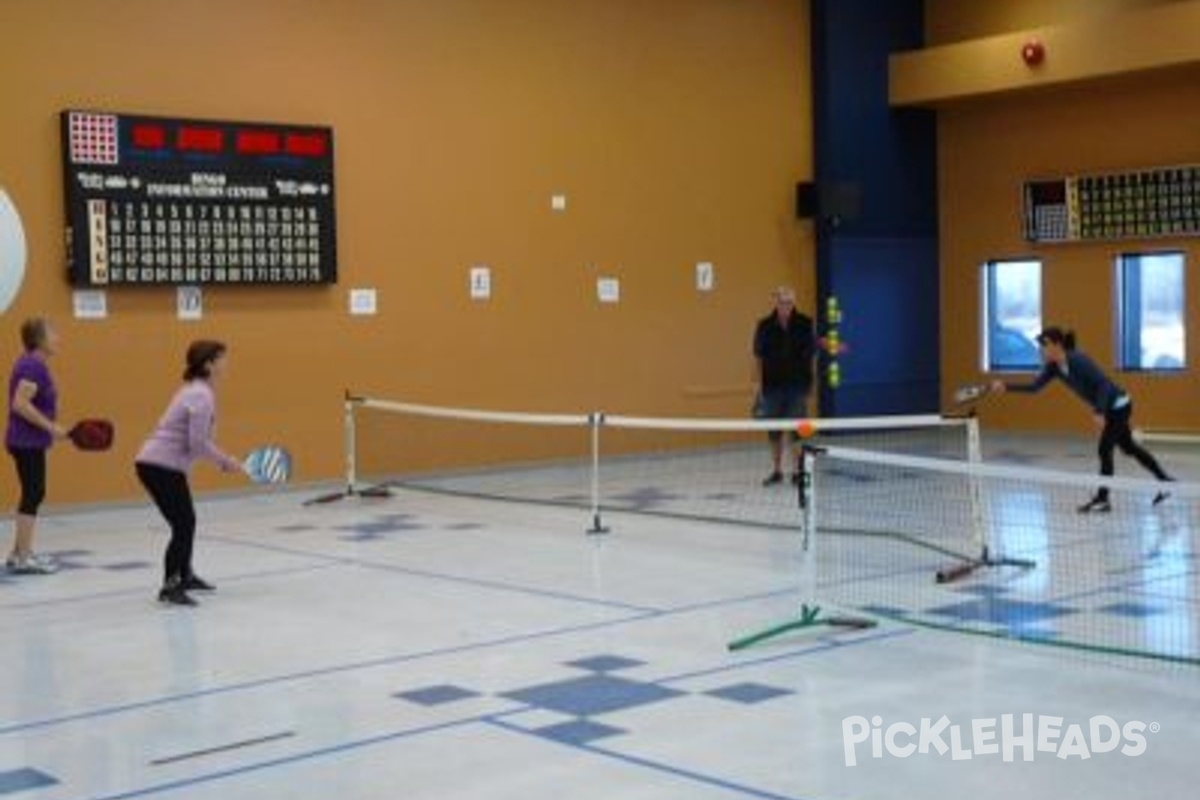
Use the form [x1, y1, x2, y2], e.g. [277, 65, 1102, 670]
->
[6, 353, 57, 450]
[135, 380, 238, 474]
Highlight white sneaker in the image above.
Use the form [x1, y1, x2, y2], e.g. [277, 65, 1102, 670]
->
[7, 553, 58, 574]
[6, 551, 55, 565]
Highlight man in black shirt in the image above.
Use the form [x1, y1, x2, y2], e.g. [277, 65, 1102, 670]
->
[752, 286, 815, 485]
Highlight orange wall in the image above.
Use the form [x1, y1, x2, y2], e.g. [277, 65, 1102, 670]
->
[895, 1, 1200, 105]
[930, 1, 1200, 433]
[0, 0, 813, 506]
[926, 0, 1184, 45]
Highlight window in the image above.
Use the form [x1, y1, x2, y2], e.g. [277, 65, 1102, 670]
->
[982, 259, 1042, 372]
[1117, 251, 1186, 371]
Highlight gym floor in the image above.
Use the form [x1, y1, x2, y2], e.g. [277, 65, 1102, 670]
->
[1, 433, 1197, 799]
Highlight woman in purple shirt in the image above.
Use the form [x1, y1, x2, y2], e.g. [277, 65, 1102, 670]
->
[6, 318, 68, 574]
[136, 340, 241, 606]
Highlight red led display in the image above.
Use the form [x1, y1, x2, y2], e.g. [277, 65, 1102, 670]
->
[131, 124, 166, 149]
[177, 126, 225, 152]
[285, 132, 327, 157]
[237, 130, 282, 155]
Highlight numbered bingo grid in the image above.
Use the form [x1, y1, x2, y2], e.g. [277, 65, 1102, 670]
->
[87, 201, 326, 285]
[1024, 165, 1200, 243]
[62, 110, 337, 286]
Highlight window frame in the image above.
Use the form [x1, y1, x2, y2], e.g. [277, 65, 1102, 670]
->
[981, 258, 1043, 374]
[1115, 249, 1186, 373]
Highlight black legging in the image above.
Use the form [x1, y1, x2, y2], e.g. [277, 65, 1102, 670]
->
[1096, 403, 1170, 499]
[9, 447, 46, 516]
[135, 462, 197, 583]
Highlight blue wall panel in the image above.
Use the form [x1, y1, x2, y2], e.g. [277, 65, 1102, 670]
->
[811, 0, 940, 415]
[824, 237, 940, 416]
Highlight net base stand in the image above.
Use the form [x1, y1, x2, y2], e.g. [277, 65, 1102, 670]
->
[727, 603, 876, 651]
[586, 513, 610, 535]
[936, 546, 1037, 584]
[303, 483, 394, 506]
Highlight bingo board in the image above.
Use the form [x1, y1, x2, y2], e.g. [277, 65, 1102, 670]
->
[61, 110, 337, 286]
[1023, 164, 1200, 244]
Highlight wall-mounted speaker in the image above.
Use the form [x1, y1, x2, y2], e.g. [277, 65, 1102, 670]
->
[795, 181, 818, 219]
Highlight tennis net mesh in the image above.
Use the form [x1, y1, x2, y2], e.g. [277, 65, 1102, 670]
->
[331, 395, 1199, 664]
[343, 397, 975, 534]
[806, 442, 1199, 663]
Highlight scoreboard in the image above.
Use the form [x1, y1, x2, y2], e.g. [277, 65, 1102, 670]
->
[1024, 164, 1200, 244]
[61, 110, 337, 286]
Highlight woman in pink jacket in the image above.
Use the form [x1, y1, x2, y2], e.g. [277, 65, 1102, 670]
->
[135, 340, 241, 606]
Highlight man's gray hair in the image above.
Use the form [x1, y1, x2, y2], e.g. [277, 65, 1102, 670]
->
[772, 286, 795, 303]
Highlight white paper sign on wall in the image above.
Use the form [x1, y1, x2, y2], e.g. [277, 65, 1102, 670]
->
[73, 289, 107, 320]
[470, 265, 492, 300]
[597, 277, 620, 304]
[177, 286, 203, 321]
[349, 288, 377, 316]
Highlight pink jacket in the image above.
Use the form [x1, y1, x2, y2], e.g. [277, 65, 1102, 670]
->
[135, 380, 238, 473]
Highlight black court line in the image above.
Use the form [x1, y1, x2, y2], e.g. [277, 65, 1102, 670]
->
[150, 731, 295, 766]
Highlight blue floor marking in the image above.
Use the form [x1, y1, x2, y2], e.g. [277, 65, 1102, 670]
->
[0, 768, 58, 794]
[532, 718, 626, 746]
[501, 674, 684, 716]
[1099, 601, 1166, 618]
[487, 716, 812, 800]
[0, 609, 656, 737]
[566, 654, 645, 672]
[924, 598, 1077, 626]
[63, 633, 899, 800]
[704, 683, 794, 704]
[394, 685, 481, 706]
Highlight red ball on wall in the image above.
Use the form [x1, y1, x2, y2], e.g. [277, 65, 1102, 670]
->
[1021, 39, 1046, 67]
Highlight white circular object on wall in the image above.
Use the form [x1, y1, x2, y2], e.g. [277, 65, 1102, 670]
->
[0, 188, 28, 314]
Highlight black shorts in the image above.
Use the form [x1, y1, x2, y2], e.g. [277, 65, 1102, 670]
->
[754, 387, 809, 441]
